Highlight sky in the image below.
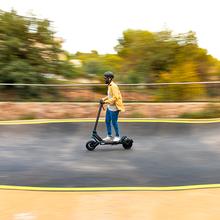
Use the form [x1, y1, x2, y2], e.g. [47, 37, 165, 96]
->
[1, 0, 220, 59]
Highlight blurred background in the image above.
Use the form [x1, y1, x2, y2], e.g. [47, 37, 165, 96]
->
[0, 8, 220, 120]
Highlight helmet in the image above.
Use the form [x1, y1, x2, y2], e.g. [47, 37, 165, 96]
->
[104, 71, 114, 79]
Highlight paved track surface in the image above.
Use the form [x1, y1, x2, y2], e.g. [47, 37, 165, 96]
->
[0, 122, 220, 187]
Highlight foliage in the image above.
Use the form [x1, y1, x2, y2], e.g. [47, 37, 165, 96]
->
[114, 29, 220, 84]
[0, 10, 77, 98]
[156, 62, 206, 101]
[74, 52, 123, 80]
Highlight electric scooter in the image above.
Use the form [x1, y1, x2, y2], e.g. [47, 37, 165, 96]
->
[86, 103, 133, 151]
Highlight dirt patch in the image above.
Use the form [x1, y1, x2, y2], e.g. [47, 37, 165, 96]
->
[0, 102, 218, 120]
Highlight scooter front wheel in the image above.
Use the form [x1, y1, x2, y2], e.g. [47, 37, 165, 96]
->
[86, 140, 98, 151]
[122, 138, 133, 150]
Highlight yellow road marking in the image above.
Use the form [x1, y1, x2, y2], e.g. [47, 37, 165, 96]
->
[1, 184, 220, 191]
[0, 118, 220, 125]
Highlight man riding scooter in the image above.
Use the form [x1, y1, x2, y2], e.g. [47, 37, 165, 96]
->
[100, 71, 125, 142]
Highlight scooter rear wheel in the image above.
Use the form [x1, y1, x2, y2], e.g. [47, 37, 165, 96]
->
[86, 140, 97, 151]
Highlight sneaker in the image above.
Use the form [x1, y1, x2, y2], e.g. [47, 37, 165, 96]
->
[113, 136, 120, 142]
[103, 136, 113, 142]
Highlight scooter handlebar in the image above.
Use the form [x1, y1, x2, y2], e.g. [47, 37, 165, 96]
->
[99, 99, 105, 105]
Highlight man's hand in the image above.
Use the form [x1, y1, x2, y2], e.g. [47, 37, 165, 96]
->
[99, 99, 105, 104]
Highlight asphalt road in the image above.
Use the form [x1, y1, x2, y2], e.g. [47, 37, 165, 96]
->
[0, 122, 220, 187]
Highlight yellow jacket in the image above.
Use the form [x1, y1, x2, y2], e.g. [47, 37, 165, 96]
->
[103, 81, 125, 112]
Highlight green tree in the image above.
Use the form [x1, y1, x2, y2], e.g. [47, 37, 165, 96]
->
[74, 51, 122, 80]
[0, 10, 77, 92]
[115, 29, 220, 85]
[115, 29, 178, 83]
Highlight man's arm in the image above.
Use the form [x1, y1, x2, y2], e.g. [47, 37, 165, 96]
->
[102, 96, 108, 101]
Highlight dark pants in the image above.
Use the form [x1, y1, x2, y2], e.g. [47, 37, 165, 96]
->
[105, 108, 120, 137]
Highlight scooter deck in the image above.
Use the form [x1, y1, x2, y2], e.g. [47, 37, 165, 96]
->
[101, 136, 126, 145]
[102, 140, 121, 145]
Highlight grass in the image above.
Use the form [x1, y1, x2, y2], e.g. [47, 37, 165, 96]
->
[19, 113, 37, 120]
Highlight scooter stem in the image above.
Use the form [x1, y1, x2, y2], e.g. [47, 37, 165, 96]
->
[93, 103, 103, 132]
